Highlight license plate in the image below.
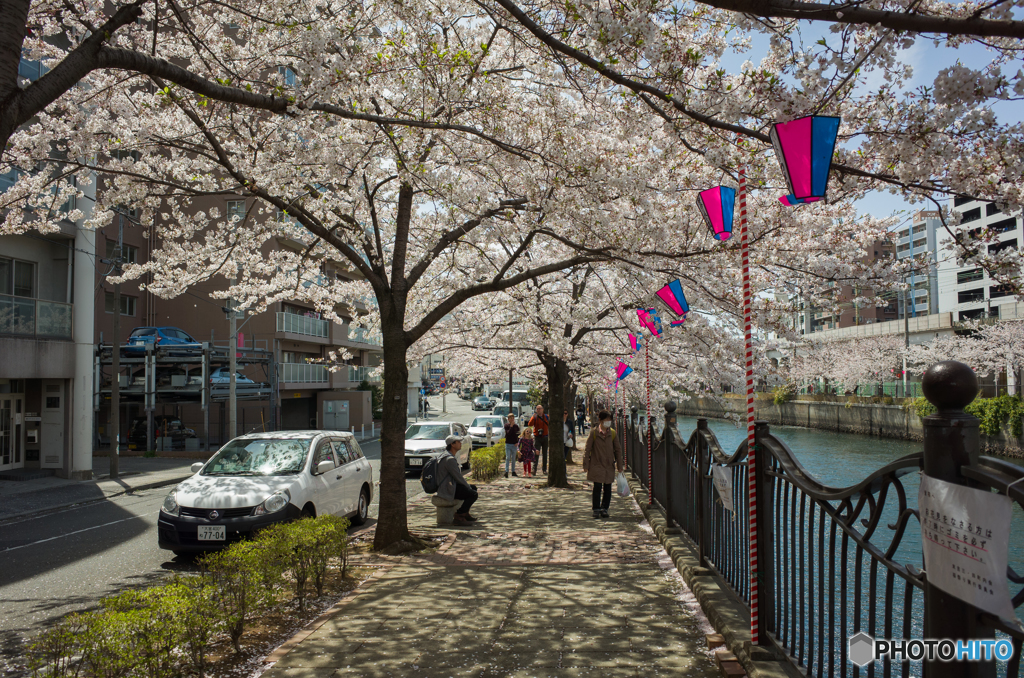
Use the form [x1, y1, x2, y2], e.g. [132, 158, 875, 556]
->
[197, 525, 225, 541]
[409, 458, 423, 466]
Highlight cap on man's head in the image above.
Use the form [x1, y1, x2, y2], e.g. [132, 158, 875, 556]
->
[444, 434, 461, 450]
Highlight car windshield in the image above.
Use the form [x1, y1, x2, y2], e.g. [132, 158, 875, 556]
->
[202, 438, 311, 476]
[130, 328, 156, 337]
[405, 425, 451, 440]
[471, 417, 503, 428]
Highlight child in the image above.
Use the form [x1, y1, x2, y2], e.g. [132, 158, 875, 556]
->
[519, 426, 537, 477]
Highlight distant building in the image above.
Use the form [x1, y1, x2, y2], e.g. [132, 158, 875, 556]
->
[895, 210, 943, 319]
[936, 197, 1022, 321]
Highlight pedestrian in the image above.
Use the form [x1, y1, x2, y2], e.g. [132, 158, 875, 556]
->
[563, 410, 575, 465]
[576, 405, 586, 435]
[436, 435, 478, 524]
[519, 426, 537, 477]
[528, 405, 550, 474]
[583, 410, 623, 519]
[503, 413, 521, 478]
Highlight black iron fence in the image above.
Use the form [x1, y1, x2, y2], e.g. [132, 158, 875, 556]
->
[617, 361, 1024, 678]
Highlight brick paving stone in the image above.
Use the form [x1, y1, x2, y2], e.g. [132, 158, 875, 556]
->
[261, 466, 718, 678]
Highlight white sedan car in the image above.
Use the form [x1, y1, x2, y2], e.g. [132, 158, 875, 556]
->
[157, 431, 372, 555]
[467, 415, 506, 448]
[404, 422, 472, 473]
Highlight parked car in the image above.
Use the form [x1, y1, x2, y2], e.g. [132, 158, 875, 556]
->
[158, 431, 372, 555]
[128, 417, 197, 449]
[491, 403, 522, 420]
[471, 395, 491, 411]
[404, 421, 472, 473]
[487, 391, 501, 405]
[468, 416, 506, 448]
[209, 368, 256, 385]
[124, 326, 201, 356]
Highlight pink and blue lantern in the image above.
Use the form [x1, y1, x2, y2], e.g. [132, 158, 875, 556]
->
[615, 361, 633, 381]
[770, 115, 840, 207]
[637, 308, 663, 337]
[696, 186, 735, 241]
[629, 333, 643, 354]
[656, 279, 689, 318]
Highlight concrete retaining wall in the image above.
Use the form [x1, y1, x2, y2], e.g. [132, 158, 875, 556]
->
[677, 396, 1024, 458]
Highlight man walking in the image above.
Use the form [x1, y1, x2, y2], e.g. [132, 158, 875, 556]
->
[528, 405, 550, 475]
[437, 435, 478, 525]
[576, 405, 586, 435]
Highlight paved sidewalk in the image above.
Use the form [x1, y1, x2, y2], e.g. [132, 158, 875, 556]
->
[262, 467, 720, 678]
[0, 456, 201, 522]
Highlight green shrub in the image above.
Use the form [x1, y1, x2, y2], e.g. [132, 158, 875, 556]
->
[471, 443, 504, 482]
[170, 576, 221, 678]
[200, 539, 283, 653]
[30, 614, 87, 678]
[257, 515, 350, 611]
[965, 395, 1024, 437]
[905, 396, 937, 418]
[772, 385, 795, 405]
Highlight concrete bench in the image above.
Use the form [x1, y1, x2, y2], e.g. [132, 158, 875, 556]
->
[430, 496, 464, 526]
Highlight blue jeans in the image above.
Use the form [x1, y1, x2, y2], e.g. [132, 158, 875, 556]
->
[505, 444, 517, 474]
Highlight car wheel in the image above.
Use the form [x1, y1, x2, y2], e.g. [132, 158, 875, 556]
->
[351, 487, 370, 526]
[301, 505, 315, 519]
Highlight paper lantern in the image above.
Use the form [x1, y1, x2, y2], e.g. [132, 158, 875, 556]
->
[656, 279, 690, 318]
[629, 333, 642, 354]
[770, 115, 840, 206]
[696, 186, 735, 241]
[616, 361, 633, 381]
[637, 308, 663, 337]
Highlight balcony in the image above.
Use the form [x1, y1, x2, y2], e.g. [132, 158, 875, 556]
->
[347, 327, 382, 347]
[276, 312, 328, 339]
[348, 365, 380, 383]
[0, 295, 72, 339]
[279, 362, 328, 384]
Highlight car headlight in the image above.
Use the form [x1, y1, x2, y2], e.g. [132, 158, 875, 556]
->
[161, 489, 179, 516]
[253, 490, 290, 516]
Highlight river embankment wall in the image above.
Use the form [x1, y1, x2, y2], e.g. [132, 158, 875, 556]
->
[677, 396, 1024, 458]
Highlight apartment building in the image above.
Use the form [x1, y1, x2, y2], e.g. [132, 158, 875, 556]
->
[93, 196, 383, 448]
[784, 239, 897, 335]
[893, 210, 942, 318]
[937, 197, 1021, 321]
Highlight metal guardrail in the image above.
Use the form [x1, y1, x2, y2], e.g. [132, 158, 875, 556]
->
[279, 362, 328, 383]
[0, 294, 72, 339]
[346, 326, 382, 346]
[620, 361, 1024, 677]
[276, 312, 328, 338]
[347, 365, 380, 383]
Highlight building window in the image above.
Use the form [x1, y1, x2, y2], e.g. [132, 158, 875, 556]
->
[954, 196, 973, 207]
[989, 217, 1017, 234]
[960, 207, 982, 224]
[990, 239, 1017, 255]
[105, 240, 138, 265]
[226, 200, 246, 224]
[958, 288, 985, 304]
[0, 257, 36, 297]
[959, 308, 984, 321]
[987, 203, 1002, 216]
[957, 268, 983, 284]
[104, 292, 137, 316]
[278, 66, 298, 87]
[991, 284, 1014, 299]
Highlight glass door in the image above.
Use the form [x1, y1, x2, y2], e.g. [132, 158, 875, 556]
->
[0, 398, 11, 469]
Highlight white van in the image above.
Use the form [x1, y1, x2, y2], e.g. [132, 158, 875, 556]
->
[501, 389, 531, 407]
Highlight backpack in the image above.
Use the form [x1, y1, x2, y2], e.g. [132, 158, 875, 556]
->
[420, 455, 442, 494]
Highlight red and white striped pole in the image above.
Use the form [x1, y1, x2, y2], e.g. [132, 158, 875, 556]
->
[739, 166, 759, 645]
[645, 339, 652, 504]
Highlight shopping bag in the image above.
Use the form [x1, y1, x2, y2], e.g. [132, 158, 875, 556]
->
[616, 472, 631, 498]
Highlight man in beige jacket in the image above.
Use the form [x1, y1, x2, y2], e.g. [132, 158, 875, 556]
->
[583, 410, 623, 519]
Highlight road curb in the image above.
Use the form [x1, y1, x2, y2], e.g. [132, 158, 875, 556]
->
[0, 473, 192, 525]
[628, 478, 801, 678]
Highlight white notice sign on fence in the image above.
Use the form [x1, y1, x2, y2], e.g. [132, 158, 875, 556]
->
[713, 465, 734, 513]
[918, 472, 1016, 622]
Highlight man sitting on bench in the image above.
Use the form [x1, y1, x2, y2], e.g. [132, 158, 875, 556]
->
[437, 435, 479, 525]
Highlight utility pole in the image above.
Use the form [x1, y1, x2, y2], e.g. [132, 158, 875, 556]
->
[508, 367, 513, 419]
[228, 284, 237, 440]
[441, 356, 447, 413]
[107, 213, 125, 479]
[903, 289, 910, 398]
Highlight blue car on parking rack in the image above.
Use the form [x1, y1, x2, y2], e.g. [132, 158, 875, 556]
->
[124, 326, 202, 356]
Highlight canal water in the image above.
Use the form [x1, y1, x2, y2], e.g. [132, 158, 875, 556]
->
[673, 416, 1024, 674]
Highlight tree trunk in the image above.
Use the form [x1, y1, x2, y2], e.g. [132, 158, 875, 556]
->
[373, 321, 412, 551]
[544, 355, 570, 488]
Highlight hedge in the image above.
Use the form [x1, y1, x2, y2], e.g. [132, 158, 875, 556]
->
[31, 514, 350, 677]
[471, 443, 505, 482]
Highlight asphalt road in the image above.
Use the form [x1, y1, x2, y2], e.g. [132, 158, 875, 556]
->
[0, 395, 479, 675]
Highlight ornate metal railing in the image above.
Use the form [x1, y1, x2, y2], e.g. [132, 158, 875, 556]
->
[618, 361, 1024, 677]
